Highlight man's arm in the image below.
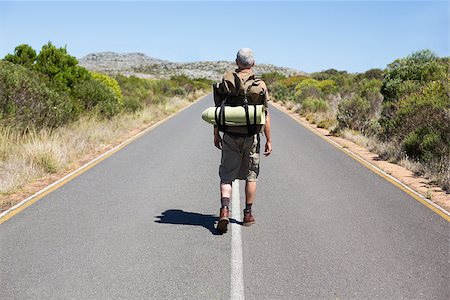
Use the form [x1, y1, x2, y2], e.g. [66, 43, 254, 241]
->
[214, 126, 222, 150]
[261, 81, 272, 156]
[263, 111, 272, 156]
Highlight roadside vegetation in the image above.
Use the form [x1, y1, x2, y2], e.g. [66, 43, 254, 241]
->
[264, 50, 450, 192]
[0, 43, 211, 210]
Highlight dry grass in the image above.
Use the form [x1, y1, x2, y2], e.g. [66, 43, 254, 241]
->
[284, 101, 296, 110]
[302, 112, 337, 131]
[0, 96, 194, 209]
[338, 128, 450, 192]
[292, 103, 302, 113]
[338, 128, 371, 148]
[398, 157, 423, 175]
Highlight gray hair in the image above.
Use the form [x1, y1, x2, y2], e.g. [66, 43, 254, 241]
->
[236, 48, 255, 68]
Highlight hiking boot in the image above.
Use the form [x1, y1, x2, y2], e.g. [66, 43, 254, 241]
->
[243, 209, 255, 226]
[217, 207, 229, 233]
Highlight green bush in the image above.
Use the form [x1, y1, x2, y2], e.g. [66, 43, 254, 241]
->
[1, 43, 124, 127]
[91, 72, 123, 104]
[355, 68, 384, 81]
[4, 44, 36, 68]
[403, 128, 447, 163]
[312, 69, 355, 96]
[115, 75, 211, 113]
[365, 119, 382, 137]
[301, 98, 329, 113]
[317, 118, 336, 130]
[336, 96, 371, 132]
[115, 75, 158, 112]
[261, 72, 286, 86]
[379, 50, 449, 168]
[357, 78, 383, 116]
[0, 61, 75, 129]
[193, 79, 212, 92]
[169, 75, 213, 93]
[396, 81, 450, 162]
[294, 79, 321, 102]
[380, 50, 446, 103]
[122, 96, 143, 113]
[72, 78, 121, 118]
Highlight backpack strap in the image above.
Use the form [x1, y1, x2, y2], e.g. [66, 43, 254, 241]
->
[220, 99, 226, 131]
[243, 81, 258, 136]
[215, 79, 231, 132]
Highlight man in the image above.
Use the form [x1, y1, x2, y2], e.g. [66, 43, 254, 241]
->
[213, 48, 272, 233]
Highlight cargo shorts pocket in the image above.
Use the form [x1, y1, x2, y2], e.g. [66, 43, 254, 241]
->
[246, 134, 260, 182]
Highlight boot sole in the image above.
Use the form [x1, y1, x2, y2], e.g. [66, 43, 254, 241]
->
[217, 218, 229, 233]
[242, 221, 255, 227]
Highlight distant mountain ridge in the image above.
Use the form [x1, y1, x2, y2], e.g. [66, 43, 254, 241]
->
[78, 52, 305, 80]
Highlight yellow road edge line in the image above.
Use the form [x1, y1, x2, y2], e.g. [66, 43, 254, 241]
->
[0, 96, 207, 224]
[271, 103, 450, 222]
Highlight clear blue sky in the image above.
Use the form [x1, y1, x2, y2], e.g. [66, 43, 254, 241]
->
[0, 1, 448, 73]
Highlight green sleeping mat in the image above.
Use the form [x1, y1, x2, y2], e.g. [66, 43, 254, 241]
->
[202, 105, 266, 126]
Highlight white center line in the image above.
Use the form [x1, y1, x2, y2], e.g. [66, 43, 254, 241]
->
[230, 180, 245, 300]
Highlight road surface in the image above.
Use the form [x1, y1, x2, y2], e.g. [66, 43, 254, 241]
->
[1, 95, 448, 299]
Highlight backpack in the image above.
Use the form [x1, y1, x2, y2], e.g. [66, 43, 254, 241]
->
[213, 71, 267, 136]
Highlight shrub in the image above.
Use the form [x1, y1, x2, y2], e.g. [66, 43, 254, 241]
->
[91, 72, 123, 104]
[355, 68, 384, 81]
[365, 119, 382, 137]
[261, 72, 286, 86]
[115, 75, 210, 113]
[316, 79, 337, 94]
[396, 81, 450, 162]
[312, 69, 355, 96]
[0, 61, 75, 129]
[358, 78, 383, 117]
[115, 75, 155, 112]
[295, 85, 321, 102]
[271, 82, 292, 102]
[317, 118, 337, 130]
[380, 50, 446, 103]
[193, 78, 213, 92]
[301, 98, 329, 114]
[72, 78, 121, 118]
[4, 44, 37, 68]
[336, 96, 371, 132]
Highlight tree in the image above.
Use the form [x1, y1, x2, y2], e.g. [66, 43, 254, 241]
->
[34, 42, 89, 89]
[4, 44, 37, 68]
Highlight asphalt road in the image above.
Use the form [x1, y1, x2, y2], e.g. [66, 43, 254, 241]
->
[1, 95, 449, 299]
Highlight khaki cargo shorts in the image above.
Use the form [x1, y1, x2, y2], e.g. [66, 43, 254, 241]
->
[219, 133, 261, 184]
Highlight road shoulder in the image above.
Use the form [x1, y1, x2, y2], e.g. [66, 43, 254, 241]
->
[0, 95, 207, 222]
[270, 101, 450, 219]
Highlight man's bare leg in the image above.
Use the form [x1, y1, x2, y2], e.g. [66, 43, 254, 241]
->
[245, 181, 256, 204]
[217, 183, 232, 233]
[220, 183, 232, 199]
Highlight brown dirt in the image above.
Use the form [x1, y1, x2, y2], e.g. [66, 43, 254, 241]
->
[271, 101, 450, 213]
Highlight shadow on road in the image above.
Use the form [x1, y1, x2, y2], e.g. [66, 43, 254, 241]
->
[155, 209, 240, 235]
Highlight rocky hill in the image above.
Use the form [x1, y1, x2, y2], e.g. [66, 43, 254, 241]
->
[78, 52, 305, 80]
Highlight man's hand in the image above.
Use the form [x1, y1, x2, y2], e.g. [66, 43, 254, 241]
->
[264, 140, 272, 156]
[214, 126, 222, 150]
[214, 133, 222, 150]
